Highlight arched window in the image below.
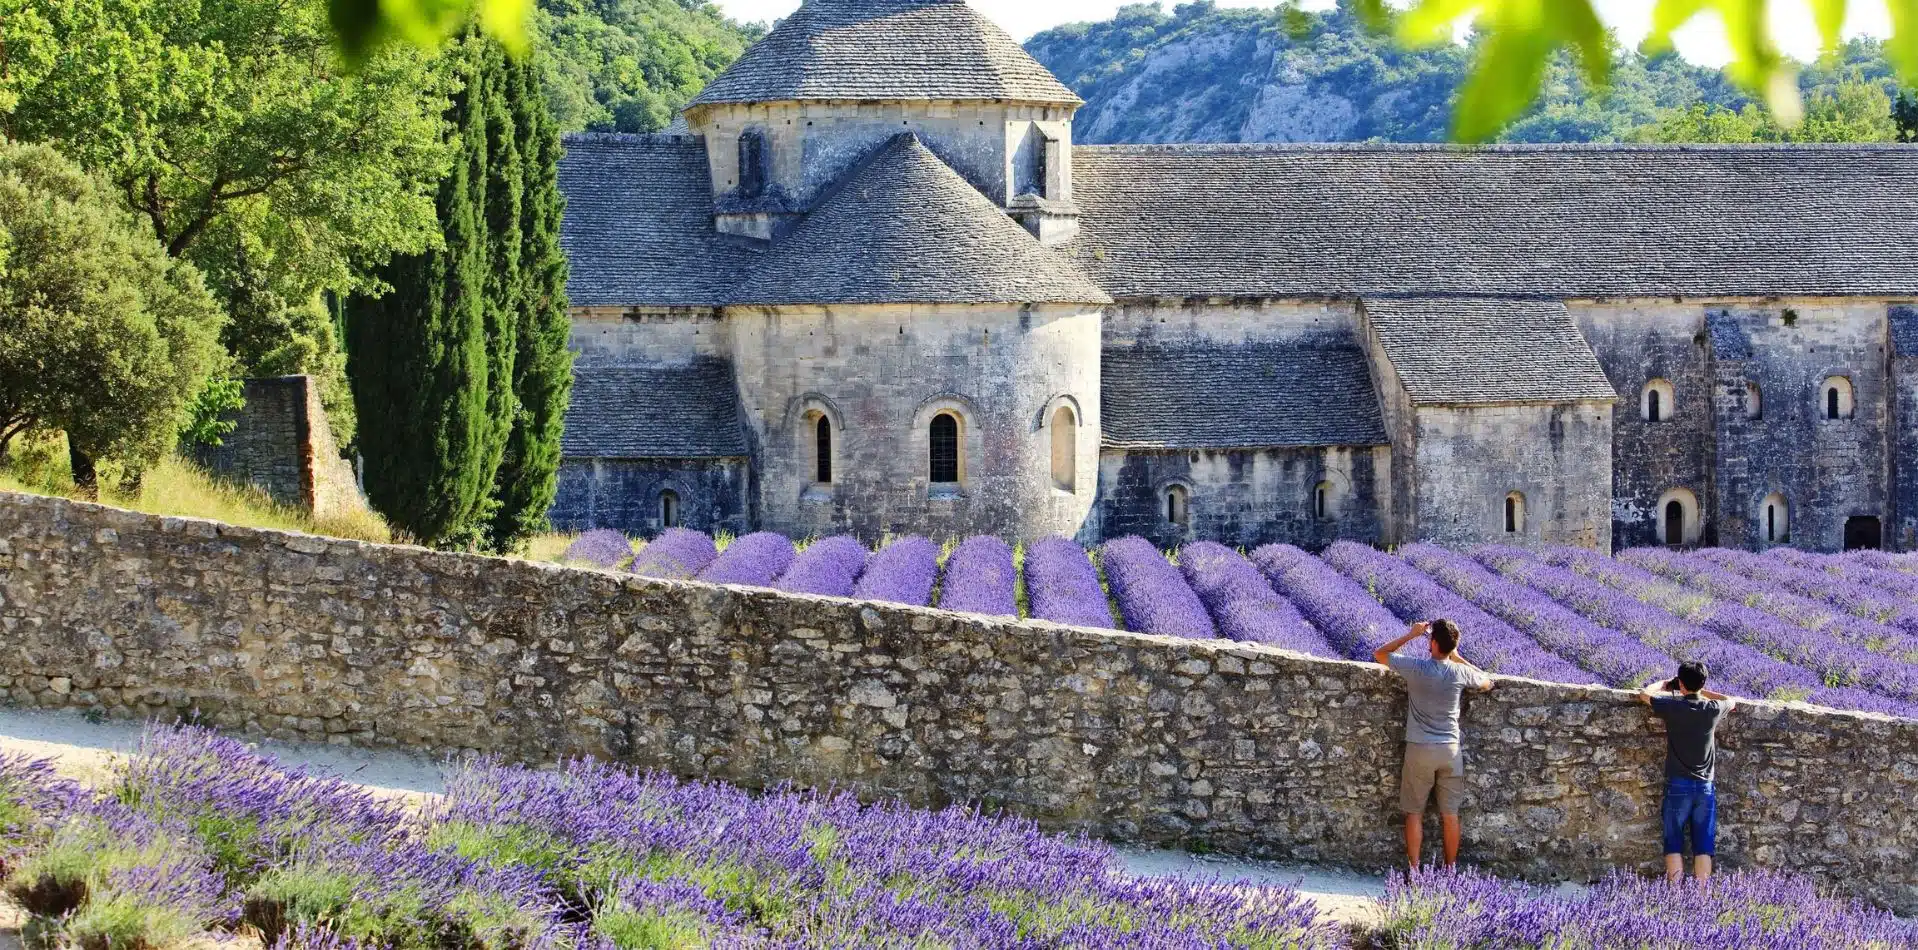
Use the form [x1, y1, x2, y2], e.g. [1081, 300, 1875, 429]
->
[1505, 492, 1526, 534]
[1314, 481, 1331, 520]
[737, 128, 768, 198]
[814, 416, 833, 484]
[1761, 492, 1789, 544]
[1745, 382, 1762, 420]
[659, 490, 680, 529]
[1164, 484, 1190, 527]
[1049, 405, 1076, 491]
[1822, 376, 1853, 420]
[1657, 488, 1700, 547]
[929, 412, 960, 484]
[1642, 379, 1674, 423]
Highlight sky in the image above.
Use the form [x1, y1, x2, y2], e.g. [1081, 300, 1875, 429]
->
[711, 0, 1894, 68]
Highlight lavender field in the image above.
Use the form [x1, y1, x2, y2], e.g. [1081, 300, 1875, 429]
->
[562, 531, 1918, 721]
[7, 724, 1912, 950]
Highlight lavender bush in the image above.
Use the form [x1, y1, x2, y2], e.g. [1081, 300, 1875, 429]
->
[775, 535, 869, 597]
[1023, 537, 1116, 628]
[557, 529, 633, 570]
[1100, 536, 1215, 638]
[695, 531, 796, 587]
[851, 536, 940, 606]
[1379, 865, 1918, 950]
[1252, 544, 1407, 660]
[1327, 542, 1593, 684]
[1179, 541, 1339, 657]
[936, 535, 1018, 616]
[627, 528, 718, 580]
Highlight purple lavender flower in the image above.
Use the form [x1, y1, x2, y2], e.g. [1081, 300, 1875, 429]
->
[627, 528, 718, 580]
[1023, 537, 1115, 629]
[695, 531, 795, 587]
[1099, 536, 1214, 638]
[557, 529, 633, 570]
[1700, 547, 1918, 646]
[851, 536, 940, 606]
[1251, 543, 1408, 660]
[1329, 542, 1594, 684]
[775, 535, 869, 597]
[1179, 541, 1339, 657]
[936, 536, 1018, 617]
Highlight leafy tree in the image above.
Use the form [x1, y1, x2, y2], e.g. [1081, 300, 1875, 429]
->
[535, 0, 760, 133]
[1635, 80, 1899, 142]
[1895, 90, 1918, 140]
[0, 140, 225, 477]
[347, 38, 500, 546]
[487, 54, 573, 552]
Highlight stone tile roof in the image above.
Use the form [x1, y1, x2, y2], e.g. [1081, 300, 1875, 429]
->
[1102, 343, 1388, 449]
[1892, 306, 1918, 358]
[558, 133, 756, 308]
[1706, 309, 1755, 360]
[687, 0, 1080, 108]
[1364, 297, 1616, 406]
[561, 360, 748, 459]
[1070, 143, 1918, 300]
[729, 134, 1111, 306]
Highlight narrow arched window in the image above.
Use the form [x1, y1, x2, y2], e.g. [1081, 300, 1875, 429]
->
[1762, 492, 1789, 544]
[1165, 485, 1190, 527]
[1315, 483, 1329, 520]
[660, 490, 680, 528]
[1746, 382, 1762, 420]
[814, 416, 832, 484]
[1647, 389, 1661, 423]
[1049, 405, 1076, 491]
[1505, 492, 1525, 534]
[1827, 387, 1840, 420]
[1642, 379, 1673, 423]
[1664, 499, 1684, 546]
[929, 413, 959, 484]
[1822, 376, 1854, 420]
[737, 129, 767, 198]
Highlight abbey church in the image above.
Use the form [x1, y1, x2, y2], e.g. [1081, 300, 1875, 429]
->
[551, 0, 1918, 554]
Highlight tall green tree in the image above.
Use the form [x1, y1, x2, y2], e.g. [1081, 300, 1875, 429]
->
[0, 140, 225, 474]
[1634, 79, 1899, 142]
[346, 38, 499, 546]
[487, 53, 573, 552]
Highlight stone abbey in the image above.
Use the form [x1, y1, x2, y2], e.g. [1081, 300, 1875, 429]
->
[550, 0, 1918, 553]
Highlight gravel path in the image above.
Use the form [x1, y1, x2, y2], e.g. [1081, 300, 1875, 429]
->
[0, 707, 1389, 926]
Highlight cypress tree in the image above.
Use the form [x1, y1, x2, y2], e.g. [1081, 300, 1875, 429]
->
[486, 51, 574, 553]
[466, 39, 523, 545]
[346, 39, 498, 546]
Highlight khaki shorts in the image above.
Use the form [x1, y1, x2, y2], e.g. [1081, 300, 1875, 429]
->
[1401, 742, 1465, 815]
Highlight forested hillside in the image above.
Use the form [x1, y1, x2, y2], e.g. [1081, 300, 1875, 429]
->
[536, 0, 763, 133]
[1026, 0, 1906, 143]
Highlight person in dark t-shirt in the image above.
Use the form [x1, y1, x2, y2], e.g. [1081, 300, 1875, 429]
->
[1638, 660, 1735, 882]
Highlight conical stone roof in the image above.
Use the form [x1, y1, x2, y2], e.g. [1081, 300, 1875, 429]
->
[729, 134, 1110, 307]
[688, 0, 1080, 108]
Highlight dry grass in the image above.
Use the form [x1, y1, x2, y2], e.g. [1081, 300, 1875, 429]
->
[0, 435, 390, 544]
[520, 532, 580, 564]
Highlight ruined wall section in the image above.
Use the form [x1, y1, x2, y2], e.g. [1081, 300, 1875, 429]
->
[190, 376, 368, 522]
[4, 491, 1916, 913]
[730, 302, 1101, 542]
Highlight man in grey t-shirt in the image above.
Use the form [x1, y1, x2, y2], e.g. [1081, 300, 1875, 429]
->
[1375, 619, 1493, 867]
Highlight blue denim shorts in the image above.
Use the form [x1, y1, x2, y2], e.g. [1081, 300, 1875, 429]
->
[1661, 778, 1717, 856]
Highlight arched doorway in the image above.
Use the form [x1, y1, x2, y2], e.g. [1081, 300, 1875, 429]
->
[1845, 516, 1883, 551]
[1664, 500, 1684, 546]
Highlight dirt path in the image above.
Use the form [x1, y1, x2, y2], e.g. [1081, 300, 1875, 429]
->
[0, 707, 1388, 926]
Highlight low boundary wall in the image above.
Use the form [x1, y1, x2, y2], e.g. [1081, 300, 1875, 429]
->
[1, 491, 1913, 911]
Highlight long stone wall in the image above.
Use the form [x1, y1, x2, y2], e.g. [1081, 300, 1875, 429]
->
[2, 490, 1914, 912]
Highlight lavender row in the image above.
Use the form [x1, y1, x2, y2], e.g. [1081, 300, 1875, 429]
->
[1327, 542, 1593, 684]
[1100, 536, 1215, 638]
[1024, 537, 1115, 629]
[1767, 547, 1918, 603]
[775, 535, 870, 597]
[1625, 548, 1918, 662]
[1179, 541, 1339, 657]
[696, 530, 796, 587]
[935, 535, 1018, 617]
[627, 527, 718, 580]
[1618, 548, 1918, 703]
[1701, 547, 1918, 647]
[1251, 544, 1408, 660]
[852, 536, 940, 606]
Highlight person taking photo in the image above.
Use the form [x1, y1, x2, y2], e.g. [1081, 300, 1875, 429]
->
[1375, 619, 1493, 868]
[1638, 660, 1735, 882]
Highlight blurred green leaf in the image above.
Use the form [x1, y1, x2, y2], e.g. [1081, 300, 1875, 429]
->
[1888, 0, 1918, 85]
[1810, 0, 1848, 51]
[327, 0, 526, 65]
[1397, 0, 1611, 142]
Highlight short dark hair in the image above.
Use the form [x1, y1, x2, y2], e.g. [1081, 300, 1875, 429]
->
[1430, 619, 1461, 655]
[1676, 660, 1709, 692]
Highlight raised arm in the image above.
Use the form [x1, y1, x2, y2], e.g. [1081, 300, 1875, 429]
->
[1374, 621, 1428, 667]
[1637, 678, 1671, 705]
[1701, 688, 1736, 711]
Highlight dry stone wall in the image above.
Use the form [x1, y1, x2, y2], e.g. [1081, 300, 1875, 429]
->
[2, 490, 1915, 912]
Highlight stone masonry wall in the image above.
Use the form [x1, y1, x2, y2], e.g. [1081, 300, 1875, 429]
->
[190, 376, 369, 522]
[3, 491, 1916, 913]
